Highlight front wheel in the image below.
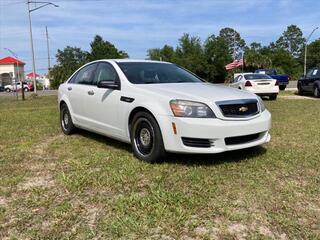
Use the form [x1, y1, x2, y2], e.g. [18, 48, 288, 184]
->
[279, 85, 286, 91]
[5, 88, 11, 92]
[60, 103, 76, 135]
[298, 84, 304, 95]
[314, 85, 320, 98]
[130, 112, 166, 163]
[24, 88, 29, 92]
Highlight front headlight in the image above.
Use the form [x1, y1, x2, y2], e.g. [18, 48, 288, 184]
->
[258, 97, 266, 112]
[170, 100, 216, 118]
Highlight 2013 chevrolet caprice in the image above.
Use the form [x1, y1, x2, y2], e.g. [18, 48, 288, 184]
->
[58, 60, 271, 163]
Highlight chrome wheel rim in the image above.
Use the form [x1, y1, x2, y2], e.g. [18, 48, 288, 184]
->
[62, 110, 69, 130]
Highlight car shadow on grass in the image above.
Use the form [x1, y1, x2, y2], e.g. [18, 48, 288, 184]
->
[165, 146, 267, 166]
[75, 129, 267, 166]
[75, 129, 132, 152]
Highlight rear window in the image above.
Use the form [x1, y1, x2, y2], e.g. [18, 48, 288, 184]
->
[244, 74, 272, 80]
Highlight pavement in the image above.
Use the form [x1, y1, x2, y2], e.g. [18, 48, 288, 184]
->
[0, 90, 57, 97]
[287, 80, 297, 90]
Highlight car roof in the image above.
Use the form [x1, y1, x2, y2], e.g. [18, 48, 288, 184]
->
[105, 59, 171, 64]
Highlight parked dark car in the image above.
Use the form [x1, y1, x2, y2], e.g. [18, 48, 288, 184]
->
[297, 67, 320, 98]
[255, 69, 290, 90]
[0, 86, 4, 92]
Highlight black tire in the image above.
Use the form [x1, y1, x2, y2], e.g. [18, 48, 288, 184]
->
[60, 103, 76, 135]
[279, 85, 286, 91]
[24, 88, 29, 92]
[314, 85, 320, 98]
[297, 83, 304, 95]
[5, 88, 10, 93]
[269, 94, 277, 100]
[130, 112, 166, 163]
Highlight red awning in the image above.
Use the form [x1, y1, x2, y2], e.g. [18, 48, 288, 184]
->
[0, 56, 25, 65]
[26, 72, 40, 78]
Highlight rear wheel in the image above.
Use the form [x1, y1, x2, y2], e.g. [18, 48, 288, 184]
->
[279, 85, 286, 91]
[314, 85, 320, 98]
[5, 88, 10, 92]
[298, 83, 304, 95]
[269, 94, 277, 100]
[130, 112, 166, 163]
[60, 103, 76, 135]
[24, 88, 29, 92]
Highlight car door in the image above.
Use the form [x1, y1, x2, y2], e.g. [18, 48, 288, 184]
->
[66, 63, 98, 125]
[305, 69, 316, 92]
[82, 62, 124, 138]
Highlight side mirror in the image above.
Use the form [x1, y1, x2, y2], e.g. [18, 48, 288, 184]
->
[97, 80, 120, 90]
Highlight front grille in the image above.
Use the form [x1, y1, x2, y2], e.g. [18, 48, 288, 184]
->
[182, 137, 213, 148]
[216, 99, 259, 118]
[225, 133, 261, 145]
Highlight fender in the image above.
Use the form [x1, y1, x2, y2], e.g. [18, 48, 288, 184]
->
[58, 92, 78, 125]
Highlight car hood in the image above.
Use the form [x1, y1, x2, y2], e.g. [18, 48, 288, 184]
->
[135, 82, 258, 103]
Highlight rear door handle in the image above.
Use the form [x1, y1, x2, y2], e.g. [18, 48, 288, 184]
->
[88, 90, 94, 95]
[67, 86, 72, 91]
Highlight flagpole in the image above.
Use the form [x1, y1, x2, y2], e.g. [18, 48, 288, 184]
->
[242, 51, 244, 72]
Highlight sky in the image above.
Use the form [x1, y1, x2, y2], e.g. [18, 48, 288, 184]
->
[0, 0, 320, 74]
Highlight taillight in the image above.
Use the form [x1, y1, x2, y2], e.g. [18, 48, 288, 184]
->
[245, 81, 252, 87]
[275, 80, 279, 86]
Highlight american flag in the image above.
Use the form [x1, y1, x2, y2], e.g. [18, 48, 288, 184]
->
[225, 52, 243, 71]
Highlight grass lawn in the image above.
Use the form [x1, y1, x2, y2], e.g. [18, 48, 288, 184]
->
[0, 93, 319, 239]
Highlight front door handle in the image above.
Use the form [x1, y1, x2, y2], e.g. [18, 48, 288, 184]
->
[88, 90, 94, 95]
[67, 86, 72, 91]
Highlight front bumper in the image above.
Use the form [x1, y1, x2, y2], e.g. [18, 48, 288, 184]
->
[157, 110, 271, 153]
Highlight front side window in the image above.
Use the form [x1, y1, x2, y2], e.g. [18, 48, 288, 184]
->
[117, 62, 203, 84]
[93, 62, 118, 85]
[72, 64, 97, 85]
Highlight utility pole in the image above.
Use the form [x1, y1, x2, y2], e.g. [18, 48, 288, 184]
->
[27, 1, 37, 94]
[304, 27, 319, 76]
[45, 26, 50, 90]
[27, 1, 59, 94]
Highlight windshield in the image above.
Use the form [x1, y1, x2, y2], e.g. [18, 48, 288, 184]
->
[117, 62, 203, 84]
[244, 74, 272, 80]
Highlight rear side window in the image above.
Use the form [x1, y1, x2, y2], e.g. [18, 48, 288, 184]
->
[71, 64, 97, 85]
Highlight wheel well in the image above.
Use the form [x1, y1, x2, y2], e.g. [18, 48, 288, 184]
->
[59, 100, 67, 109]
[314, 81, 320, 88]
[128, 107, 155, 127]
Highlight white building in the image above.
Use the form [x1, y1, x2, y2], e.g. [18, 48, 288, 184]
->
[0, 56, 25, 86]
[26, 72, 51, 89]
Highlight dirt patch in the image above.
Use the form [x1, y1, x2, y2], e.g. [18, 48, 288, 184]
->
[228, 223, 247, 240]
[18, 175, 55, 190]
[258, 226, 275, 238]
[0, 196, 8, 207]
[34, 134, 65, 156]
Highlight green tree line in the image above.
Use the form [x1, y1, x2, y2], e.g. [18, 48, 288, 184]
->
[50, 25, 320, 88]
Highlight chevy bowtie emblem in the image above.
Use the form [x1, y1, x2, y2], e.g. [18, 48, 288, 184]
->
[239, 106, 248, 112]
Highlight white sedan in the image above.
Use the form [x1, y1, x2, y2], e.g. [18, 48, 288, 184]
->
[58, 60, 271, 163]
[230, 73, 279, 100]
